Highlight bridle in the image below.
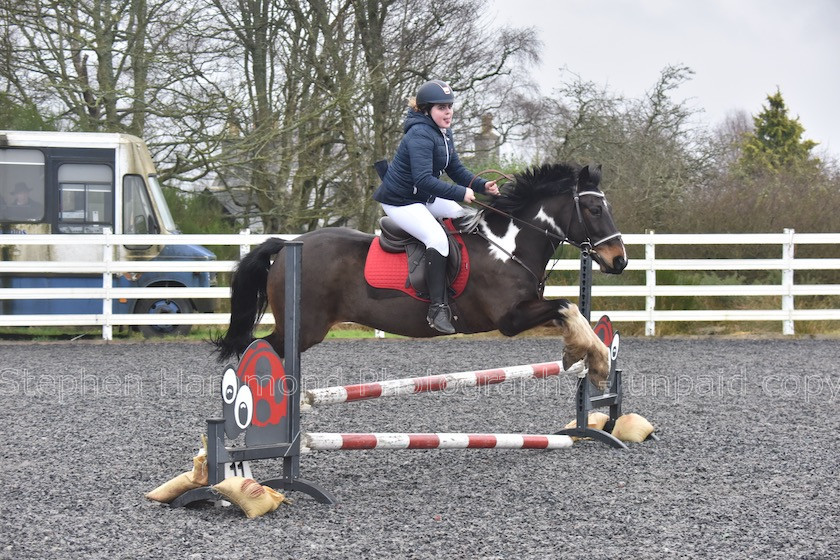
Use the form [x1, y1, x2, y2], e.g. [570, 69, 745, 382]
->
[467, 170, 622, 250]
[465, 169, 623, 294]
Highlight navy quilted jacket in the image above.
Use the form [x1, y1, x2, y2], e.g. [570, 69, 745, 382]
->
[373, 110, 488, 206]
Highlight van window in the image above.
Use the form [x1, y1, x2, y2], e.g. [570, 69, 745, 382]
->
[123, 175, 157, 234]
[0, 149, 46, 222]
[57, 163, 113, 233]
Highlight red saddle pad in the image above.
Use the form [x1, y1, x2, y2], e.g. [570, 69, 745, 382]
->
[364, 223, 470, 302]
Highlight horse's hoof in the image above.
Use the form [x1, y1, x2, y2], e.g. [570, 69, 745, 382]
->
[588, 351, 610, 390]
[562, 351, 583, 371]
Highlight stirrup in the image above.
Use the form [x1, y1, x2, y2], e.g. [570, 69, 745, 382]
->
[427, 303, 455, 334]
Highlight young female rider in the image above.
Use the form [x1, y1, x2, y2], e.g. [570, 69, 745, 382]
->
[373, 79, 500, 334]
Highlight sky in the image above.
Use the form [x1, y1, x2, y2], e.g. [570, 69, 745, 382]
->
[488, 0, 840, 157]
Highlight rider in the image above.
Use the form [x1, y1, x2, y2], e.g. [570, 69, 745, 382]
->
[373, 79, 500, 334]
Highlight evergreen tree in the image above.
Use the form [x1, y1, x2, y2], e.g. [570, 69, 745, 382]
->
[736, 89, 819, 176]
[0, 93, 54, 130]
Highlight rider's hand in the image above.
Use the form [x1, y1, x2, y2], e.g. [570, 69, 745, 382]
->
[463, 187, 476, 203]
[484, 180, 500, 196]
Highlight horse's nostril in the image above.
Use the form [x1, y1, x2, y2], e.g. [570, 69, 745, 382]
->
[614, 255, 627, 271]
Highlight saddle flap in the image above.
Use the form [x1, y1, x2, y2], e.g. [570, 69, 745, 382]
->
[372, 217, 463, 296]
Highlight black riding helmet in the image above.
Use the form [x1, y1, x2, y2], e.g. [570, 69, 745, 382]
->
[416, 80, 455, 106]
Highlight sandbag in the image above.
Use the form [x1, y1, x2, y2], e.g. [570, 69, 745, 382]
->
[564, 411, 609, 433]
[213, 476, 288, 519]
[611, 413, 655, 443]
[145, 449, 208, 504]
[563, 411, 610, 441]
[145, 438, 208, 504]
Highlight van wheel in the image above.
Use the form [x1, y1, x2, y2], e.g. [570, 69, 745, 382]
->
[136, 298, 193, 337]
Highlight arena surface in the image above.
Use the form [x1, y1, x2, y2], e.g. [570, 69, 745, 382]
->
[1, 336, 838, 559]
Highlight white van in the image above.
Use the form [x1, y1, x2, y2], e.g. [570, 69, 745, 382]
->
[0, 130, 216, 336]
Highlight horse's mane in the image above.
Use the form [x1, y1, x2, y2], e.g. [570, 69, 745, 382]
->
[490, 163, 579, 214]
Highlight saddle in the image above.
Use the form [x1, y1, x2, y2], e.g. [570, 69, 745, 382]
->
[365, 217, 468, 300]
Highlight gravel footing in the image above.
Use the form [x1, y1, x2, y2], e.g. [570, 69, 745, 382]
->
[1, 336, 838, 559]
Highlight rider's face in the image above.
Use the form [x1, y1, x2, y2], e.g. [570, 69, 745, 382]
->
[430, 103, 453, 129]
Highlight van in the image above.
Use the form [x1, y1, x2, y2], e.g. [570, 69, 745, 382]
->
[0, 130, 216, 336]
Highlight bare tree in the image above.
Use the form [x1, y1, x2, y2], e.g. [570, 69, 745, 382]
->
[202, 0, 540, 233]
[534, 65, 710, 232]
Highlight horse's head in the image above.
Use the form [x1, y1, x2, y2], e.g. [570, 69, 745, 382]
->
[568, 165, 627, 274]
[490, 163, 627, 274]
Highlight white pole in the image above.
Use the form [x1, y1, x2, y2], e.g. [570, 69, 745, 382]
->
[101, 228, 113, 341]
[782, 228, 795, 335]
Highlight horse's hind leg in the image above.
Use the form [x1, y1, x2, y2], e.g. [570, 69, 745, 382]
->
[261, 310, 335, 359]
[262, 330, 285, 359]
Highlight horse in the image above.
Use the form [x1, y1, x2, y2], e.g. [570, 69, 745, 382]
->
[213, 163, 627, 388]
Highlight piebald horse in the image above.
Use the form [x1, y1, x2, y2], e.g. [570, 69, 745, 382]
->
[214, 163, 627, 387]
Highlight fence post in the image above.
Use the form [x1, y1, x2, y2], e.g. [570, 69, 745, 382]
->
[645, 229, 656, 336]
[782, 228, 795, 335]
[102, 228, 113, 341]
[239, 228, 251, 259]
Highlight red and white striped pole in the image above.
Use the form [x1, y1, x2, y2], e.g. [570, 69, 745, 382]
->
[303, 360, 586, 407]
[302, 432, 574, 451]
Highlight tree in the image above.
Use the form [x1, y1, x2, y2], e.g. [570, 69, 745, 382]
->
[735, 89, 819, 177]
[1, 0, 231, 180]
[2, 0, 540, 232]
[680, 91, 838, 237]
[534, 65, 709, 232]
[203, 0, 540, 233]
[0, 92, 55, 130]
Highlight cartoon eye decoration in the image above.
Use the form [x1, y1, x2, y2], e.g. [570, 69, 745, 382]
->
[610, 332, 620, 361]
[234, 385, 254, 430]
[222, 367, 238, 405]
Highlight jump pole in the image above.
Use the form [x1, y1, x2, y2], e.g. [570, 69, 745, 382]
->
[303, 360, 586, 407]
[303, 432, 573, 451]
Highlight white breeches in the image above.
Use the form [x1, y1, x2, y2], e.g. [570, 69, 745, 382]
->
[381, 199, 468, 257]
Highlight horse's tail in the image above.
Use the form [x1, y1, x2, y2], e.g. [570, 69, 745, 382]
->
[212, 238, 287, 362]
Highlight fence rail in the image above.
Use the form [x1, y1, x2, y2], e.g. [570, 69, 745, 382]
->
[2, 228, 838, 339]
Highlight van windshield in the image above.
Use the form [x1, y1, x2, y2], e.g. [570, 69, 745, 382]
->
[147, 175, 179, 233]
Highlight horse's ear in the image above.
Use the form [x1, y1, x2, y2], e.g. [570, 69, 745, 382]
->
[577, 165, 589, 185]
[580, 164, 602, 188]
[578, 164, 602, 188]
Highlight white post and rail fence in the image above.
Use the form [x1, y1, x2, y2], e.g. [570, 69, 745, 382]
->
[1, 229, 838, 340]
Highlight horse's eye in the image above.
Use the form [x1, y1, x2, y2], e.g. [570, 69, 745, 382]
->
[589, 206, 602, 217]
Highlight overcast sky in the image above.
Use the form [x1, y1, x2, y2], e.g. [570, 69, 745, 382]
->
[489, 0, 840, 157]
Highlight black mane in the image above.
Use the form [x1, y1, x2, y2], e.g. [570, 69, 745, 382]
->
[490, 163, 579, 214]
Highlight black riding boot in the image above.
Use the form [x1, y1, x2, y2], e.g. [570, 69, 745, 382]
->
[424, 248, 456, 334]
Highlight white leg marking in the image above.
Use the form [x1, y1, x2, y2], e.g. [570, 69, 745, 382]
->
[557, 304, 610, 389]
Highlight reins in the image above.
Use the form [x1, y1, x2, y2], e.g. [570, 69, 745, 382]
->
[468, 170, 569, 246]
[464, 169, 623, 294]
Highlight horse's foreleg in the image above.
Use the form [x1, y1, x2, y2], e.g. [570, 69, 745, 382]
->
[554, 303, 609, 389]
[497, 299, 609, 389]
